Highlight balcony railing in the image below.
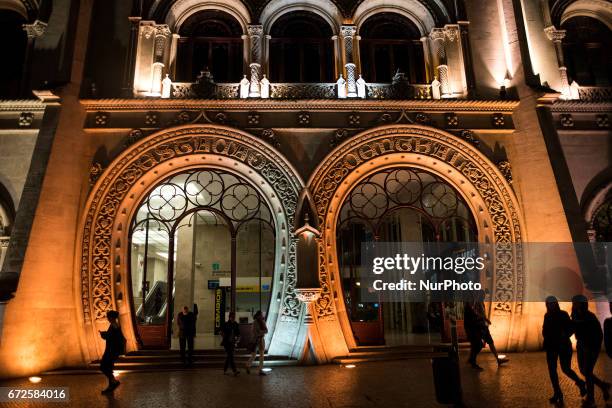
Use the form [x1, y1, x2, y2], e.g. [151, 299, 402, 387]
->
[577, 87, 612, 102]
[171, 79, 433, 100]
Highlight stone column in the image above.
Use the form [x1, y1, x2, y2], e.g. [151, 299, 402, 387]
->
[420, 36, 432, 83]
[458, 21, 476, 98]
[430, 28, 450, 96]
[247, 25, 263, 97]
[544, 26, 571, 98]
[151, 25, 171, 95]
[341, 25, 357, 97]
[21, 20, 48, 98]
[122, 16, 142, 97]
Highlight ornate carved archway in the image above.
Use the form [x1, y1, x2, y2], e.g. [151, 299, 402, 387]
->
[307, 125, 525, 357]
[77, 125, 305, 359]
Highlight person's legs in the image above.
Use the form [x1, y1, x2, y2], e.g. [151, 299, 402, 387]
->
[546, 350, 562, 398]
[100, 353, 119, 392]
[467, 332, 483, 368]
[584, 349, 610, 399]
[228, 345, 237, 373]
[257, 337, 265, 373]
[187, 336, 194, 363]
[179, 336, 187, 363]
[224, 345, 231, 373]
[558, 345, 585, 395]
[578, 347, 595, 402]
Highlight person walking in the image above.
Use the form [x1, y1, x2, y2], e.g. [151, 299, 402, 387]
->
[542, 296, 586, 404]
[604, 302, 612, 359]
[463, 292, 509, 369]
[571, 295, 610, 405]
[246, 310, 268, 375]
[99, 310, 125, 394]
[177, 305, 197, 365]
[221, 311, 240, 376]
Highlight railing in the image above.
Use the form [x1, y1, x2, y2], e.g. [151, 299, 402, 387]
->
[171, 81, 433, 100]
[577, 87, 612, 102]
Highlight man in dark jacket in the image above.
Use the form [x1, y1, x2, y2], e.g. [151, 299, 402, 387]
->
[542, 296, 585, 404]
[177, 305, 197, 364]
[571, 295, 610, 405]
[99, 310, 125, 394]
[221, 311, 241, 375]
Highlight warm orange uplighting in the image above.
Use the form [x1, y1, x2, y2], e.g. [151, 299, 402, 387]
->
[344, 364, 356, 369]
[113, 370, 127, 377]
[28, 376, 42, 383]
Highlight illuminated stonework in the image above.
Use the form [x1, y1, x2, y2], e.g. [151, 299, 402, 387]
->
[308, 125, 524, 355]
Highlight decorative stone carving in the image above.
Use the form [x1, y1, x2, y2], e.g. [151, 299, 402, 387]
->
[23, 20, 47, 38]
[445, 113, 459, 127]
[492, 113, 505, 127]
[297, 112, 311, 126]
[560, 114, 574, 128]
[18, 112, 33, 127]
[144, 112, 159, 126]
[176, 111, 192, 124]
[544, 26, 566, 42]
[444, 25, 460, 42]
[458, 130, 480, 147]
[348, 112, 360, 127]
[330, 129, 349, 148]
[125, 129, 144, 147]
[260, 128, 280, 148]
[596, 114, 610, 128]
[94, 112, 109, 127]
[89, 163, 103, 186]
[270, 83, 335, 99]
[415, 113, 430, 124]
[247, 112, 260, 126]
[497, 160, 513, 184]
[79, 126, 302, 324]
[309, 126, 524, 320]
[295, 288, 322, 325]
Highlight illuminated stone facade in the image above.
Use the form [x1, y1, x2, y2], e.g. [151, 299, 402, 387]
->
[0, 0, 610, 378]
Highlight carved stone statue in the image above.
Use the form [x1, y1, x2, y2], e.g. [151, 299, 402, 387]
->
[356, 75, 366, 99]
[336, 75, 347, 99]
[431, 76, 441, 100]
[161, 74, 172, 99]
[260, 74, 270, 99]
[239, 75, 250, 99]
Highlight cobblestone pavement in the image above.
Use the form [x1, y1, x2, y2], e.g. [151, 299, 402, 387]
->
[0, 352, 610, 408]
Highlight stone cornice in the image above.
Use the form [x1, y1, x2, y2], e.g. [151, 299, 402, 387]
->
[80, 99, 520, 113]
[0, 100, 46, 112]
[549, 101, 612, 113]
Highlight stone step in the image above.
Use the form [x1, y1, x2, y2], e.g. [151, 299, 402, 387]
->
[332, 345, 451, 364]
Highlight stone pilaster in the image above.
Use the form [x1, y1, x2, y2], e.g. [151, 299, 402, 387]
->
[21, 20, 48, 97]
[544, 26, 571, 98]
[248, 25, 263, 97]
[341, 25, 357, 97]
[430, 28, 450, 96]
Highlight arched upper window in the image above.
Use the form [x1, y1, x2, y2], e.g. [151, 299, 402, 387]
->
[0, 10, 27, 98]
[561, 16, 612, 86]
[269, 11, 334, 83]
[175, 10, 243, 82]
[359, 13, 426, 83]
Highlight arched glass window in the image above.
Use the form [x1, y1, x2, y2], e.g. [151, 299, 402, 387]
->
[0, 10, 27, 98]
[269, 11, 334, 82]
[336, 168, 477, 346]
[130, 169, 275, 349]
[561, 16, 612, 86]
[176, 10, 243, 82]
[359, 13, 426, 83]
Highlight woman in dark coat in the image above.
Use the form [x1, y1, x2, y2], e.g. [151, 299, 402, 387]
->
[542, 296, 585, 404]
[99, 310, 125, 394]
[571, 295, 610, 405]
